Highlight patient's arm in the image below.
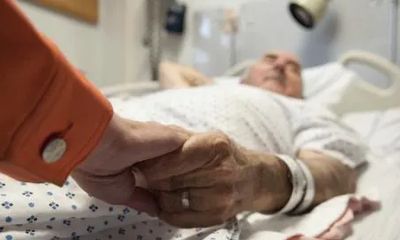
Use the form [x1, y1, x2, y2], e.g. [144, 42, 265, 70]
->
[297, 150, 356, 207]
[240, 147, 356, 214]
[159, 61, 213, 89]
[138, 132, 358, 227]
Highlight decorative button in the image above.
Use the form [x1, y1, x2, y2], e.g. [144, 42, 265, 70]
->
[42, 138, 67, 163]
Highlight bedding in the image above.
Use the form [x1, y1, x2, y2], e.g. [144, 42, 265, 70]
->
[343, 108, 400, 240]
[0, 85, 378, 240]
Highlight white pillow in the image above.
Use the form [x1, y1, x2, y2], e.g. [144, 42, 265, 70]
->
[302, 63, 355, 105]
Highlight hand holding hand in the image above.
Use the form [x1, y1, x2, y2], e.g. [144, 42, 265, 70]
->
[71, 114, 189, 215]
[138, 132, 290, 227]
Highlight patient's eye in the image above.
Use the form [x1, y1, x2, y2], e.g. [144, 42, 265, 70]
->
[287, 63, 300, 73]
[264, 54, 277, 62]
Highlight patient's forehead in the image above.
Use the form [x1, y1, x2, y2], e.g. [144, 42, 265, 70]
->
[263, 51, 300, 64]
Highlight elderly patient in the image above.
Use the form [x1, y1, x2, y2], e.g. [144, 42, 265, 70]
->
[159, 51, 303, 98]
[117, 51, 367, 228]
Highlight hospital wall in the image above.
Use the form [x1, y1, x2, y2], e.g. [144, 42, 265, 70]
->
[17, 0, 149, 87]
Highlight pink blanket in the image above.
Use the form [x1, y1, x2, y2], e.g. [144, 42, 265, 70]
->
[289, 196, 380, 240]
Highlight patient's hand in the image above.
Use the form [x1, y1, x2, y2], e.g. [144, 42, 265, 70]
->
[137, 132, 291, 228]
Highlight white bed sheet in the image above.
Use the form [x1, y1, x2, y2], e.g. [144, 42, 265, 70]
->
[349, 154, 400, 240]
[340, 108, 400, 239]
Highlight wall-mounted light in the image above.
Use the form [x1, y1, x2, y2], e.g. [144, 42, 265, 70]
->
[289, 0, 330, 29]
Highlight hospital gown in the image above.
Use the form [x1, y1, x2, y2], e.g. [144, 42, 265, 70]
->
[0, 85, 367, 240]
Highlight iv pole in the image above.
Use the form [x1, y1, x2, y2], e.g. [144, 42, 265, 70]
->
[144, 0, 163, 81]
[390, 0, 399, 64]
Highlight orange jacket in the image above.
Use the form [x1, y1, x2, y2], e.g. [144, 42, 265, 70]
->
[0, 0, 113, 186]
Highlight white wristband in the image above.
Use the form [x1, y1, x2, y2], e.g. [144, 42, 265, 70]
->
[275, 154, 307, 214]
[291, 160, 315, 214]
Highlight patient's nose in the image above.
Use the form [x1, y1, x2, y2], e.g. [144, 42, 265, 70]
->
[272, 57, 286, 70]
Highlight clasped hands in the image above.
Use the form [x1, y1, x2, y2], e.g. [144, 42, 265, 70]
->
[72, 115, 289, 228]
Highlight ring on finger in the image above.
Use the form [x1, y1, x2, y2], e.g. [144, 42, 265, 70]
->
[181, 191, 190, 209]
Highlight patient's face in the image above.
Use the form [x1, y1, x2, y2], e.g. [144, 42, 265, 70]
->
[241, 51, 303, 98]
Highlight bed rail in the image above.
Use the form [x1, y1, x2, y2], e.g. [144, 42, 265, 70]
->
[329, 50, 400, 115]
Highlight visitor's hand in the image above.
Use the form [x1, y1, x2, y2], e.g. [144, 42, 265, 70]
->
[138, 132, 289, 227]
[71, 114, 189, 215]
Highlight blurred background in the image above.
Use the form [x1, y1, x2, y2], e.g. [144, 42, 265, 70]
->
[17, 0, 399, 87]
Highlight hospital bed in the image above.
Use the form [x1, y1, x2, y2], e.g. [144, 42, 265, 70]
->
[101, 50, 400, 239]
[0, 50, 398, 240]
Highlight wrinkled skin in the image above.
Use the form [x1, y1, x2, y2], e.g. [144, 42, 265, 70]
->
[137, 132, 289, 228]
[71, 114, 189, 215]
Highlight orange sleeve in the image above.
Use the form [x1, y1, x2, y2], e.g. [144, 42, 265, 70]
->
[0, 0, 113, 186]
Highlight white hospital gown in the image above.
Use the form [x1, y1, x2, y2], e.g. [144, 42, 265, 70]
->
[0, 85, 366, 240]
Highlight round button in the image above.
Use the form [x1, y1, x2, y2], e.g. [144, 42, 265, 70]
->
[42, 138, 67, 163]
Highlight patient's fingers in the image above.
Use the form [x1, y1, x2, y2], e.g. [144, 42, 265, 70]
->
[158, 186, 237, 212]
[137, 132, 230, 182]
[149, 167, 237, 191]
[149, 170, 216, 191]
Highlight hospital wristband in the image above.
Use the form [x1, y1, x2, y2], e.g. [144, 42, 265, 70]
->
[291, 160, 315, 214]
[275, 154, 307, 214]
